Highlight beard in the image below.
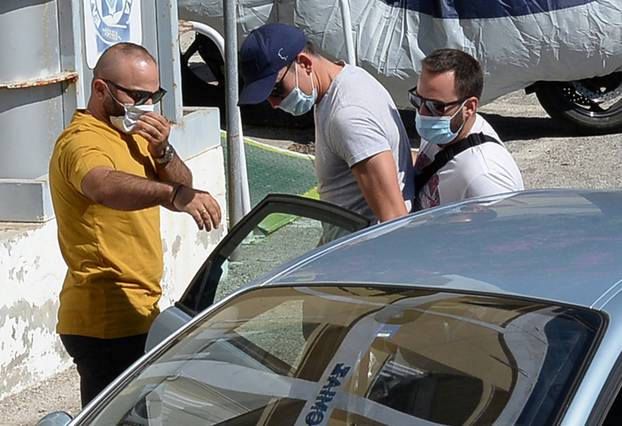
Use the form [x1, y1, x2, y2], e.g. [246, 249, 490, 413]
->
[104, 93, 125, 119]
[450, 108, 465, 134]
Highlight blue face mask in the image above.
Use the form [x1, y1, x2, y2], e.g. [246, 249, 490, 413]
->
[415, 101, 467, 145]
[277, 63, 317, 116]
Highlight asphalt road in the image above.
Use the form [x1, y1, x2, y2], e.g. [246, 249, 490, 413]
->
[2, 90, 620, 425]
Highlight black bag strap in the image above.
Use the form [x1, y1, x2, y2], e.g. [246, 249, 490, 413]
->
[414, 132, 501, 197]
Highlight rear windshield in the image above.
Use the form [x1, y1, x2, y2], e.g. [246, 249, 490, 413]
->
[87, 286, 603, 426]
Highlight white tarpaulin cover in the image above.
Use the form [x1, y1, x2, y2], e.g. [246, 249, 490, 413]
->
[178, 0, 622, 106]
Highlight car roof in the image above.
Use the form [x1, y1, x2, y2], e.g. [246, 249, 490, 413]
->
[268, 189, 622, 309]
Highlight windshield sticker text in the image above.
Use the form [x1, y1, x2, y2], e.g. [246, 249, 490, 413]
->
[305, 363, 351, 425]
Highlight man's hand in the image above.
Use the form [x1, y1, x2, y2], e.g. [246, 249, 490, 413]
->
[172, 185, 222, 231]
[134, 111, 172, 158]
[135, 111, 193, 187]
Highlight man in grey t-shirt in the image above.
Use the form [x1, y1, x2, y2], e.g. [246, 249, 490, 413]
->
[238, 23, 414, 223]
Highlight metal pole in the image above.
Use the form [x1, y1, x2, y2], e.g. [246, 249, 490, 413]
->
[155, 0, 183, 124]
[339, 0, 356, 65]
[186, 20, 251, 218]
[223, 0, 250, 226]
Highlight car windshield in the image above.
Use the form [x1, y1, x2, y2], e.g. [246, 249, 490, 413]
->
[84, 285, 603, 426]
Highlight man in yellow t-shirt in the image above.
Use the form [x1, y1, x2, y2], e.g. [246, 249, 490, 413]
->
[49, 42, 222, 407]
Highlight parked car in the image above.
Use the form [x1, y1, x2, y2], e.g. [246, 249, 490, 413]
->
[178, 0, 622, 134]
[39, 189, 622, 425]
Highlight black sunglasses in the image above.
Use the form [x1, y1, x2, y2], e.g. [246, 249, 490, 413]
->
[104, 80, 167, 105]
[408, 86, 466, 116]
[270, 61, 294, 98]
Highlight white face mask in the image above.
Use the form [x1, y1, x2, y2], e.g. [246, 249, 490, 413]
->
[110, 104, 154, 134]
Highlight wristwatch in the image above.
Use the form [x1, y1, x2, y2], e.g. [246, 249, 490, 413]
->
[154, 144, 175, 164]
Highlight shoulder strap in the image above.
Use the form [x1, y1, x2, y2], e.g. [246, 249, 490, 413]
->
[414, 133, 500, 197]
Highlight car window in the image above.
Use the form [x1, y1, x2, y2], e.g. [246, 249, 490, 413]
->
[83, 286, 602, 426]
[179, 195, 370, 314]
[211, 215, 345, 305]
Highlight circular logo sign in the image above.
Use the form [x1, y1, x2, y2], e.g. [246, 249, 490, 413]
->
[89, 0, 134, 47]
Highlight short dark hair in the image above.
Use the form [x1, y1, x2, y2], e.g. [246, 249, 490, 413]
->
[422, 49, 483, 99]
[302, 41, 319, 56]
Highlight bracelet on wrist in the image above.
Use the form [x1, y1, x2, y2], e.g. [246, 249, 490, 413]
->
[170, 184, 183, 207]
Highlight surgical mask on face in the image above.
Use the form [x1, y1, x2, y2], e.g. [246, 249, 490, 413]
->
[277, 62, 317, 116]
[110, 104, 154, 134]
[415, 101, 467, 145]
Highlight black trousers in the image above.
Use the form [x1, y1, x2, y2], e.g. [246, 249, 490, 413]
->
[60, 333, 147, 407]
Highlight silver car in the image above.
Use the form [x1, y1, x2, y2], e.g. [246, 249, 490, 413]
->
[40, 190, 622, 425]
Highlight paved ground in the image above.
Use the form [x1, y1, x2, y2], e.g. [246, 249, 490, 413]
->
[0, 366, 80, 425]
[3, 90, 620, 425]
[480, 92, 622, 189]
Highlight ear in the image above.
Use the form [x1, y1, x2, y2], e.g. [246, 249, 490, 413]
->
[92, 79, 108, 100]
[296, 52, 314, 74]
[464, 96, 479, 118]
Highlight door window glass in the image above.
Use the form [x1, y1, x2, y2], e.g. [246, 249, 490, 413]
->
[214, 215, 329, 304]
[191, 213, 359, 311]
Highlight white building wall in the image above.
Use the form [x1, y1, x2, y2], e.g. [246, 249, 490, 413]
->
[0, 221, 69, 401]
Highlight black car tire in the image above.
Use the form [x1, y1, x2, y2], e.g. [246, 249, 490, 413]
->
[534, 72, 622, 135]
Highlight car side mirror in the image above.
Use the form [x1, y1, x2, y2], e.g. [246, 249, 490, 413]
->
[145, 306, 191, 352]
[36, 411, 73, 426]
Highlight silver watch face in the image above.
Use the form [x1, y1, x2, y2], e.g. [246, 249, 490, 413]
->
[156, 144, 174, 164]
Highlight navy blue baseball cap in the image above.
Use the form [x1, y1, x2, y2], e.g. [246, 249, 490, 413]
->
[239, 23, 306, 105]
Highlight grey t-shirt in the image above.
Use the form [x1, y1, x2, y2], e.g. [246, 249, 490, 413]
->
[314, 64, 415, 222]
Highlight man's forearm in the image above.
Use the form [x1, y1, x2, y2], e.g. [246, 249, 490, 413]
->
[81, 166, 221, 230]
[83, 169, 175, 211]
[155, 153, 193, 187]
[352, 151, 409, 222]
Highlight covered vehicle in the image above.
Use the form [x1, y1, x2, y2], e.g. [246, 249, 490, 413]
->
[178, 0, 622, 133]
[39, 189, 622, 425]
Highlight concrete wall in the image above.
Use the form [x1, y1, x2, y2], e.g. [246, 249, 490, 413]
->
[0, 110, 227, 401]
[0, 221, 68, 401]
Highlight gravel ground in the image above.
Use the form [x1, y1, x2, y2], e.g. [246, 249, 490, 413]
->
[3, 90, 620, 425]
[479, 92, 622, 189]
[0, 366, 80, 425]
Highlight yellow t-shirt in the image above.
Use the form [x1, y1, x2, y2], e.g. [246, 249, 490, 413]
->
[49, 111, 163, 339]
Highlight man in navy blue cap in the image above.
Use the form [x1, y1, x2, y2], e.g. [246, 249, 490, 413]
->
[239, 23, 414, 224]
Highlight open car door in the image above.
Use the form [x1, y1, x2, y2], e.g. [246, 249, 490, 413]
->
[146, 194, 370, 351]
